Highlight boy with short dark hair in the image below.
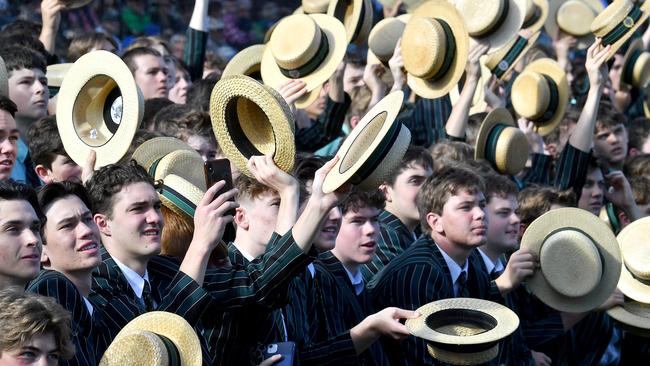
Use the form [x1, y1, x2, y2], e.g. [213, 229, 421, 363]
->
[0, 96, 19, 182]
[27, 116, 81, 184]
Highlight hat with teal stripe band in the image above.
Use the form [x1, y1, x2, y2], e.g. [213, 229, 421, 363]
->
[474, 108, 530, 175]
[591, 0, 650, 61]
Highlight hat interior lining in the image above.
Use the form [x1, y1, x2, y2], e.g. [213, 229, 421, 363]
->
[225, 98, 266, 159]
[425, 309, 498, 353]
[73, 75, 120, 148]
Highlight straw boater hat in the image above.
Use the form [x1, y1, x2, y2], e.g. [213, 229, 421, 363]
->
[520, 207, 622, 313]
[591, 0, 650, 60]
[474, 108, 530, 175]
[222, 44, 265, 80]
[261, 13, 347, 109]
[0, 56, 7, 98]
[510, 58, 569, 136]
[616, 38, 650, 90]
[450, 0, 528, 54]
[545, 0, 602, 49]
[322, 91, 410, 193]
[46, 63, 72, 97]
[299, 0, 331, 14]
[99, 312, 202, 366]
[327, 0, 373, 45]
[379, 0, 427, 12]
[56, 50, 142, 168]
[210, 75, 295, 178]
[401, 0, 470, 99]
[406, 298, 520, 365]
[367, 15, 411, 66]
[448, 62, 490, 115]
[485, 31, 541, 81]
[606, 217, 650, 336]
[521, 0, 548, 33]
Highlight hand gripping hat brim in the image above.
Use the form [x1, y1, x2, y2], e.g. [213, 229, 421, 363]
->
[590, 0, 650, 60]
[521, 207, 622, 313]
[210, 75, 296, 178]
[322, 91, 410, 193]
[406, 298, 520, 365]
[99, 312, 202, 366]
[405, 0, 470, 99]
[261, 13, 347, 106]
[56, 50, 142, 169]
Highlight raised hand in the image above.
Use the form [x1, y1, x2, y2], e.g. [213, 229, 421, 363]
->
[586, 38, 611, 91]
[496, 247, 539, 294]
[388, 38, 406, 93]
[277, 80, 307, 112]
[465, 41, 490, 82]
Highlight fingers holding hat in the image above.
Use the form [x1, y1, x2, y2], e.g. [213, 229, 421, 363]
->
[247, 155, 300, 195]
[496, 247, 539, 295]
[81, 149, 96, 185]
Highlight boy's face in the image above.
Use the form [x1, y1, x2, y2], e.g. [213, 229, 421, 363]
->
[578, 168, 605, 216]
[594, 123, 628, 166]
[42, 195, 101, 274]
[384, 163, 432, 226]
[0, 332, 60, 366]
[0, 110, 18, 181]
[343, 63, 365, 94]
[430, 189, 487, 249]
[186, 135, 218, 162]
[314, 206, 342, 252]
[334, 205, 380, 269]
[486, 194, 520, 253]
[0, 199, 41, 287]
[238, 190, 280, 247]
[39, 154, 82, 185]
[132, 54, 168, 100]
[95, 182, 163, 260]
[8, 68, 48, 122]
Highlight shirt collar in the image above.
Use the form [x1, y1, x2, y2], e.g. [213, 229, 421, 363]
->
[112, 256, 150, 298]
[233, 243, 256, 262]
[343, 266, 364, 295]
[307, 263, 316, 279]
[436, 244, 468, 284]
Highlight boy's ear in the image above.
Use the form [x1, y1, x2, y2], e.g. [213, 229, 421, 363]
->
[234, 207, 249, 230]
[94, 214, 111, 236]
[34, 164, 52, 184]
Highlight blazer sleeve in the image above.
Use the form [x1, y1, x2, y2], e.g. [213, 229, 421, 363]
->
[183, 27, 208, 81]
[295, 94, 351, 152]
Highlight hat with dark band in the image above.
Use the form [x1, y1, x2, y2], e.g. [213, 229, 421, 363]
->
[56, 50, 142, 169]
[617, 38, 650, 90]
[46, 63, 72, 98]
[323, 91, 410, 193]
[402, 0, 470, 99]
[222, 44, 265, 80]
[546, 0, 602, 49]
[591, 0, 650, 60]
[475, 108, 530, 175]
[511, 58, 569, 136]
[99, 312, 202, 366]
[451, 0, 528, 54]
[522, 0, 549, 33]
[406, 298, 520, 365]
[485, 31, 541, 80]
[210, 75, 296, 178]
[327, 0, 374, 45]
[521, 207, 622, 313]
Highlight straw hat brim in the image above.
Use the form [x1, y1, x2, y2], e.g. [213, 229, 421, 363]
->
[545, 0, 603, 40]
[474, 107, 512, 158]
[607, 301, 650, 337]
[132, 137, 196, 174]
[459, 0, 528, 54]
[63, 0, 93, 9]
[322, 91, 409, 193]
[210, 75, 295, 178]
[56, 50, 142, 169]
[521, 207, 622, 313]
[474, 107, 530, 175]
[617, 38, 648, 90]
[485, 31, 541, 81]
[295, 84, 323, 109]
[519, 58, 569, 136]
[367, 14, 411, 65]
[261, 14, 347, 98]
[406, 1, 470, 99]
[46, 63, 73, 88]
[100, 312, 202, 366]
[523, 0, 549, 34]
[328, 0, 373, 45]
[0, 56, 7, 98]
[406, 298, 519, 345]
[154, 150, 206, 191]
[159, 174, 204, 219]
[615, 217, 650, 303]
[449, 62, 491, 114]
[222, 44, 265, 79]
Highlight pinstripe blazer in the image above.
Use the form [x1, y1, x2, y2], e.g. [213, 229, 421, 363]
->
[368, 235, 502, 366]
[554, 143, 592, 197]
[28, 270, 110, 366]
[296, 94, 352, 153]
[397, 95, 452, 148]
[183, 27, 207, 81]
[361, 210, 416, 282]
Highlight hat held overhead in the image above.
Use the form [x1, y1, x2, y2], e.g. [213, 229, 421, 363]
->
[591, 0, 650, 60]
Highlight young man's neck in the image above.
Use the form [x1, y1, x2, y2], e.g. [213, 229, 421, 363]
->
[432, 234, 472, 267]
[331, 248, 360, 275]
[102, 237, 150, 277]
[57, 268, 93, 297]
[384, 205, 419, 232]
[478, 244, 502, 264]
[0, 276, 28, 290]
[233, 232, 267, 259]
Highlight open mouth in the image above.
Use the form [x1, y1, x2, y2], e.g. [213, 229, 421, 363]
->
[78, 242, 98, 252]
[143, 228, 160, 236]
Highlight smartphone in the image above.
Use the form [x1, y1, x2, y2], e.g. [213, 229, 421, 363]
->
[263, 342, 296, 366]
[204, 159, 236, 252]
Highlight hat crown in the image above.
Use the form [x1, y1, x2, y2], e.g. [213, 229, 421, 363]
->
[557, 0, 596, 36]
[270, 14, 323, 70]
[540, 229, 603, 298]
[156, 150, 206, 190]
[402, 16, 448, 79]
[524, 0, 535, 19]
[591, 0, 634, 35]
[511, 72, 550, 119]
[368, 18, 406, 61]
[622, 237, 650, 281]
[302, 0, 330, 13]
[631, 52, 650, 88]
[455, 0, 507, 37]
[494, 127, 529, 175]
